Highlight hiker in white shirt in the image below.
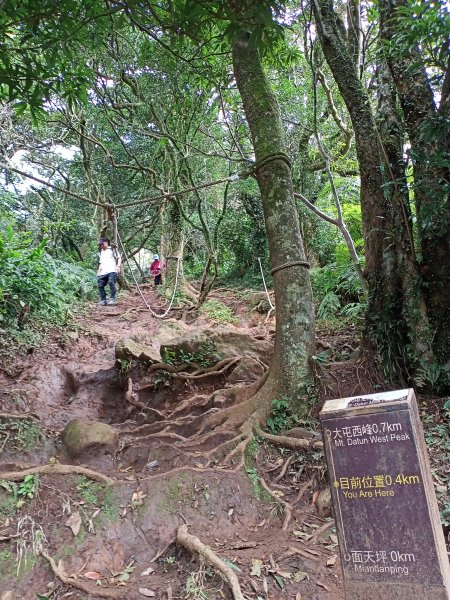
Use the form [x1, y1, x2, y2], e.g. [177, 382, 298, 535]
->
[97, 238, 122, 306]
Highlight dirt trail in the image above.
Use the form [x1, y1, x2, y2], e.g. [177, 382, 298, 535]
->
[0, 288, 345, 600]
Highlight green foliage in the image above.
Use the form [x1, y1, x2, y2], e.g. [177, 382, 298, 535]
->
[218, 188, 269, 282]
[76, 476, 102, 505]
[317, 291, 341, 320]
[185, 568, 210, 600]
[102, 488, 120, 522]
[199, 300, 238, 324]
[311, 258, 366, 322]
[0, 417, 44, 452]
[415, 363, 449, 394]
[17, 475, 39, 500]
[266, 397, 299, 434]
[162, 341, 221, 368]
[0, 209, 95, 337]
[383, 0, 450, 72]
[0, 475, 39, 512]
[0, 0, 117, 113]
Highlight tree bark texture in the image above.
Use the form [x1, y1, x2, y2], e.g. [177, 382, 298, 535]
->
[378, 0, 450, 366]
[312, 0, 433, 377]
[160, 198, 185, 291]
[232, 31, 315, 399]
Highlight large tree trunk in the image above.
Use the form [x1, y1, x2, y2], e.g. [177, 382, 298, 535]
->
[160, 198, 186, 294]
[375, 59, 433, 367]
[232, 31, 315, 403]
[378, 0, 450, 367]
[312, 0, 433, 378]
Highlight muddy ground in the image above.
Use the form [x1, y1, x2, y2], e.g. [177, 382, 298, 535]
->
[0, 287, 446, 600]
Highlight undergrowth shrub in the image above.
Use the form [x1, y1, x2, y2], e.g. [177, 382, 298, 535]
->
[199, 299, 239, 324]
[0, 211, 95, 336]
[311, 249, 366, 322]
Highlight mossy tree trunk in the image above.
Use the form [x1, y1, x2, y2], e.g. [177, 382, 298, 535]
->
[312, 0, 433, 379]
[232, 31, 315, 405]
[375, 59, 434, 368]
[160, 198, 185, 293]
[378, 0, 450, 368]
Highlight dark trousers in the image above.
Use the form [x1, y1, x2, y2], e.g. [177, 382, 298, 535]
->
[98, 272, 117, 301]
[154, 274, 162, 286]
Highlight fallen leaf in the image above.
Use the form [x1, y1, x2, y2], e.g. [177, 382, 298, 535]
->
[316, 581, 331, 591]
[275, 570, 292, 578]
[262, 576, 268, 594]
[131, 490, 147, 506]
[293, 571, 309, 582]
[250, 559, 263, 577]
[141, 567, 155, 576]
[272, 490, 284, 498]
[272, 573, 284, 589]
[295, 593, 302, 600]
[228, 508, 234, 517]
[65, 512, 82, 537]
[84, 571, 102, 580]
[91, 508, 101, 519]
[138, 588, 156, 597]
[327, 555, 337, 567]
[330, 534, 338, 544]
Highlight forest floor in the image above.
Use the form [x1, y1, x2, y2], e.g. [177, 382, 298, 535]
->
[0, 286, 448, 600]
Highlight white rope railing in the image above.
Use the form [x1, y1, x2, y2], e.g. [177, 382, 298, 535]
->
[258, 257, 275, 310]
[117, 228, 182, 319]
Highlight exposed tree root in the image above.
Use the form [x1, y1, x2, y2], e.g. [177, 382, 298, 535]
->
[181, 281, 199, 302]
[125, 378, 165, 420]
[278, 546, 320, 563]
[176, 524, 246, 600]
[293, 478, 314, 506]
[263, 306, 275, 325]
[126, 371, 322, 482]
[255, 427, 323, 451]
[0, 464, 115, 485]
[258, 476, 292, 531]
[274, 455, 293, 482]
[0, 412, 40, 420]
[171, 357, 241, 380]
[145, 357, 240, 381]
[40, 549, 123, 599]
[310, 519, 335, 544]
[147, 361, 190, 374]
[170, 394, 211, 419]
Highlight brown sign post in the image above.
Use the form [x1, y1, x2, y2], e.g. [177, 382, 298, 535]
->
[320, 389, 450, 599]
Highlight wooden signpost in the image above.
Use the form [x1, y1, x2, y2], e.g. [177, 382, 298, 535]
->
[320, 388, 450, 599]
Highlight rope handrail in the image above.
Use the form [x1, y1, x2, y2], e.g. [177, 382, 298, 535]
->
[116, 228, 181, 319]
[258, 257, 275, 311]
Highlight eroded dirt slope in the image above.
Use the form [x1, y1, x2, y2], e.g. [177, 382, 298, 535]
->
[0, 287, 345, 600]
